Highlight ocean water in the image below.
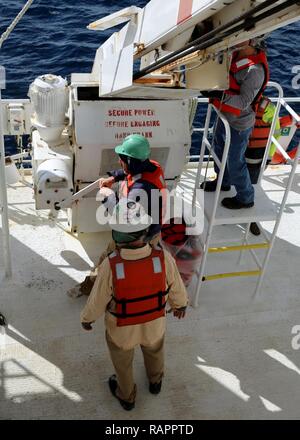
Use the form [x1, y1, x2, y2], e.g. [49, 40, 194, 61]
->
[1, 0, 299, 155]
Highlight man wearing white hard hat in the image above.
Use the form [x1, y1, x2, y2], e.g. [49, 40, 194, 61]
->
[68, 134, 166, 298]
[80, 200, 188, 411]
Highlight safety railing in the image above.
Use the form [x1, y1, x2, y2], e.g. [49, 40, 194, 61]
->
[0, 0, 35, 280]
[189, 89, 300, 162]
[190, 81, 300, 307]
[0, 89, 12, 278]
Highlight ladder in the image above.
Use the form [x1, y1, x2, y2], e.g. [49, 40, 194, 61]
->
[191, 81, 300, 307]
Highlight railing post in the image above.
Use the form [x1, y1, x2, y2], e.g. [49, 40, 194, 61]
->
[193, 109, 231, 307]
[0, 81, 12, 279]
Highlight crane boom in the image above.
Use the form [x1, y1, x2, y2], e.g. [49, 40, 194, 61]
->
[88, 0, 300, 97]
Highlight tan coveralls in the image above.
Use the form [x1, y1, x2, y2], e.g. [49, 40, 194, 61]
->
[81, 244, 188, 403]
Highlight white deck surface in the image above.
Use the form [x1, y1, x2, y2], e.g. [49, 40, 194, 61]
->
[1, 164, 300, 420]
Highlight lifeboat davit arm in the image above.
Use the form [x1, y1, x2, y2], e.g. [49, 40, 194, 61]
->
[88, 0, 300, 97]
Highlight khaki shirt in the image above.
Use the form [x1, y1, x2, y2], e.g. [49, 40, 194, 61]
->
[81, 244, 188, 350]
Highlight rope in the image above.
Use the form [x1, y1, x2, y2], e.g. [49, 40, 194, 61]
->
[0, 0, 35, 49]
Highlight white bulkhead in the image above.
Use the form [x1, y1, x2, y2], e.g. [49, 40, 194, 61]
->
[67, 82, 193, 233]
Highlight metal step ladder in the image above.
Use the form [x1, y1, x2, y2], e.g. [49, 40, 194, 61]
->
[191, 82, 300, 307]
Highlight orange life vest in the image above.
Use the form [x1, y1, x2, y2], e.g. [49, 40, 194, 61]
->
[248, 97, 272, 148]
[120, 160, 166, 197]
[211, 50, 269, 116]
[120, 160, 167, 225]
[109, 248, 168, 327]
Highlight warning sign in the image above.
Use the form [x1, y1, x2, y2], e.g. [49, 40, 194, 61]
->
[104, 107, 161, 140]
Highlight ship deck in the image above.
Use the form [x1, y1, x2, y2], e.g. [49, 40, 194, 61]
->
[1, 163, 300, 420]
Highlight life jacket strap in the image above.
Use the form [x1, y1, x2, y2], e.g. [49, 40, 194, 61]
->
[110, 290, 169, 319]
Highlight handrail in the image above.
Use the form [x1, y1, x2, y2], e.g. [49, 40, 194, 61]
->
[190, 80, 300, 304]
[0, 88, 12, 278]
[193, 105, 231, 307]
[0, 0, 35, 280]
[2, 96, 300, 105]
[197, 97, 300, 103]
[192, 82, 300, 163]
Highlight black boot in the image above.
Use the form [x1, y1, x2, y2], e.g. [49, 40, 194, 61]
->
[108, 375, 135, 411]
[250, 222, 261, 236]
[221, 196, 254, 210]
[149, 381, 162, 395]
[200, 179, 231, 192]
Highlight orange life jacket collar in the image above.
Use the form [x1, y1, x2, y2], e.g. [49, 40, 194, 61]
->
[212, 50, 269, 116]
[228, 50, 269, 107]
[121, 160, 166, 197]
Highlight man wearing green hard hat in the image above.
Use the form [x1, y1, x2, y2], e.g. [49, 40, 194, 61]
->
[114, 133, 150, 160]
[99, 134, 167, 261]
[68, 134, 166, 298]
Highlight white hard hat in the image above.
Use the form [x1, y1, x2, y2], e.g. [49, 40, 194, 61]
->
[109, 198, 152, 234]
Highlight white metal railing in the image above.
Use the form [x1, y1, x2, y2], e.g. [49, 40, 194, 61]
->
[192, 105, 231, 306]
[0, 0, 35, 280]
[0, 89, 12, 278]
[191, 87, 300, 162]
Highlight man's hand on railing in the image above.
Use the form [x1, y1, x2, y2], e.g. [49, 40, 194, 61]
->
[98, 176, 115, 189]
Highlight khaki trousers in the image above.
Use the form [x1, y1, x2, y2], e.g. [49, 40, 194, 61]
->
[106, 331, 165, 403]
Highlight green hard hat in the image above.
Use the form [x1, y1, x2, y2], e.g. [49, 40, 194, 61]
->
[115, 134, 150, 161]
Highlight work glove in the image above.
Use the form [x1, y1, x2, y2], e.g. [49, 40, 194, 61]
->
[81, 322, 94, 331]
[173, 306, 187, 319]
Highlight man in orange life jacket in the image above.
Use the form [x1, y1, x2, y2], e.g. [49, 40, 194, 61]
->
[246, 96, 280, 184]
[99, 134, 166, 240]
[201, 37, 269, 209]
[81, 200, 188, 411]
[68, 134, 166, 298]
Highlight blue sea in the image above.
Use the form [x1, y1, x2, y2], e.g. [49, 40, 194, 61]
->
[1, 0, 300, 155]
